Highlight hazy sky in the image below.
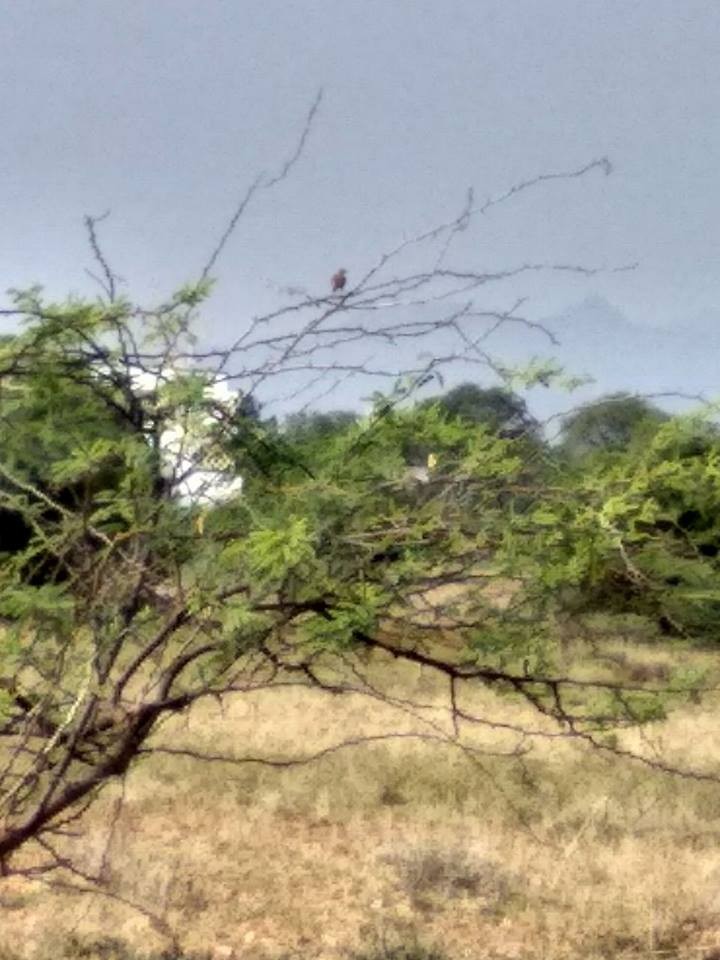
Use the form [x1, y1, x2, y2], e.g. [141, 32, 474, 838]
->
[1, 0, 718, 413]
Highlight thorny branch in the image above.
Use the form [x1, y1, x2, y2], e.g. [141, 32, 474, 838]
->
[83, 210, 118, 304]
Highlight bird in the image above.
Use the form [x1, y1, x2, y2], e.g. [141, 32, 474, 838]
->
[331, 268, 347, 293]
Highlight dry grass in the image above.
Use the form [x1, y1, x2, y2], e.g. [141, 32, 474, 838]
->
[4, 631, 720, 960]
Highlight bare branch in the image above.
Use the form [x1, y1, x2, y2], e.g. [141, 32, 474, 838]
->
[199, 88, 323, 283]
[83, 210, 119, 303]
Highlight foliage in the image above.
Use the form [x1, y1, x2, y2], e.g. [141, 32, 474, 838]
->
[283, 409, 359, 443]
[558, 391, 669, 462]
[0, 147, 711, 883]
[535, 413, 720, 637]
[0, 279, 717, 877]
[0, 281, 551, 874]
[423, 382, 539, 440]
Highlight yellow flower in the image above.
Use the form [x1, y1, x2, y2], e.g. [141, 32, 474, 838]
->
[427, 452, 438, 470]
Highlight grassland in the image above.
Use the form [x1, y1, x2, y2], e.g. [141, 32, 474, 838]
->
[4, 619, 720, 960]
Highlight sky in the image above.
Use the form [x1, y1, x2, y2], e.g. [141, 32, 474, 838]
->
[1, 0, 718, 419]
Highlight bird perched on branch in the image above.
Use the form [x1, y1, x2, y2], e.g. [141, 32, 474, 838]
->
[331, 268, 347, 293]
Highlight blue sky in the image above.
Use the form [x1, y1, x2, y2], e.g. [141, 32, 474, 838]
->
[1, 0, 718, 417]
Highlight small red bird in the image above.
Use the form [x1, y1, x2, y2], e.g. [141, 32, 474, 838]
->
[331, 268, 347, 293]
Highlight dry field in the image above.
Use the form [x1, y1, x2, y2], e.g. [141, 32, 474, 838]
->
[4, 626, 720, 960]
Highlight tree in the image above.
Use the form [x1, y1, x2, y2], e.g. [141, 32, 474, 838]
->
[283, 409, 359, 443]
[427, 382, 540, 440]
[0, 335, 138, 576]
[551, 412, 720, 636]
[558, 392, 669, 461]
[0, 121, 696, 892]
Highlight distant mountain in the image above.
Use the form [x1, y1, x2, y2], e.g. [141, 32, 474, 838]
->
[287, 294, 718, 427]
[481, 295, 719, 426]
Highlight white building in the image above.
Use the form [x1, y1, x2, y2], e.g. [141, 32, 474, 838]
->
[110, 363, 245, 507]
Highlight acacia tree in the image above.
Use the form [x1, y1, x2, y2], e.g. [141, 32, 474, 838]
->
[0, 102, 709, 889]
[550, 411, 720, 636]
